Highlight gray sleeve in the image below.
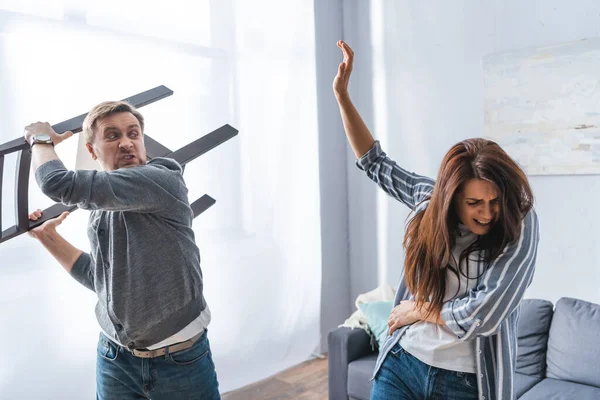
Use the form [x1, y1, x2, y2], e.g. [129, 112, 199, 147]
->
[356, 141, 435, 209]
[70, 252, 95, 292]
[34, 159, 186, 213]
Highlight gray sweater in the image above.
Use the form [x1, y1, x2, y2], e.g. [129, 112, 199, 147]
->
[35, 158, 206, 349]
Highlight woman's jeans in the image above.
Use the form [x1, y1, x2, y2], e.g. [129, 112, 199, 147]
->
[371, 343, 479, 400]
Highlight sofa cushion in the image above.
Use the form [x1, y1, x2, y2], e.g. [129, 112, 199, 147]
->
[518, 378, 600, 400]
[514, 372, 543, 398]
[359, 301, 394, 350]
[347, 353, 377, 400]
[516, 299, 554, 377]
[546, 297, 600, 387]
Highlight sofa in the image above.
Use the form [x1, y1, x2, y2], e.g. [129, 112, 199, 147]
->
[328, 297, 600, 399]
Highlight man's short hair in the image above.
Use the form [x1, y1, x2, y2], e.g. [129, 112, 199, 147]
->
[82, 101, 145, 144]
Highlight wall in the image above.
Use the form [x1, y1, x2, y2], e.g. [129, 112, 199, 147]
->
[344, 0, 600, 305]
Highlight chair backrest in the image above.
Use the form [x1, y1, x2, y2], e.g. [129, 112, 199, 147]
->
[0, 86, 238, 245]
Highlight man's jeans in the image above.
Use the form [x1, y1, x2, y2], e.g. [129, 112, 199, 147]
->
[371, 343, 478, 400]
[96, 330, 220, 400]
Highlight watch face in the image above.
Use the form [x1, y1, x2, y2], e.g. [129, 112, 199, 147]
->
[31, 134, 53, 147]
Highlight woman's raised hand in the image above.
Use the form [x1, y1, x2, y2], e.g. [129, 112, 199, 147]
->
[333, 40, 354, 98]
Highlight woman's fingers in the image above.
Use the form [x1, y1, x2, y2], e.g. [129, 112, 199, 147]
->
[344, 42, 354, 57]
[337, 62, 345, 77]
[341, 43, 353, 78]
[388, 321, 400, 335]
[340, 41, 354, 60]
[333, 40, 355, 96]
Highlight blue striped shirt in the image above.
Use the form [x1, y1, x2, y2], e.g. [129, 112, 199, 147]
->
[357, 141, 540, 400]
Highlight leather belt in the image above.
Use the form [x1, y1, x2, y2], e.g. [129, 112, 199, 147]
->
[128, 329, 204, 359]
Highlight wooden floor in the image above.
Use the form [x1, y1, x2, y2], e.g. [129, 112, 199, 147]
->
[221, 355, 328, 400]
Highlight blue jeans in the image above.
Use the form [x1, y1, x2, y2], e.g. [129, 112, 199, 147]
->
[371, 343, 478, 400]
[96, 330, 220, 400]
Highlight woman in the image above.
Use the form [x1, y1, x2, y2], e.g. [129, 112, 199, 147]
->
[333, 41, 539, 400]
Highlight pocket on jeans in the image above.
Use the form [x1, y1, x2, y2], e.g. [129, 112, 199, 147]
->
[167, 335, 210, 366]
[390, 343, 405, 356]
[458, 371, 478, 390]
[97, 335, 119, 361]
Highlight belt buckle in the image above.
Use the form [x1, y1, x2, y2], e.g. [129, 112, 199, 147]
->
[130, 328, 204, 358]
[132, 348, 155, 358]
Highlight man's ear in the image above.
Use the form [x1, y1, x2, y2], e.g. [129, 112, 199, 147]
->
[85, 143, 98, 160]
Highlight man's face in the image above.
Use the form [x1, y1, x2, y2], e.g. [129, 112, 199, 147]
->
[86, 112, 147, 171]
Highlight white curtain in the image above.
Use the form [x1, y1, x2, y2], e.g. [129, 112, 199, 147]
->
[0, 0, 322, 397]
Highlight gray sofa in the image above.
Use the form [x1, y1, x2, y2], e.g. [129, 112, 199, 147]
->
[328, 297, 600, 399]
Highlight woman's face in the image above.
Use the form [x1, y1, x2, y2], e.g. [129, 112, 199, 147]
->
[454, 179, 501, 235]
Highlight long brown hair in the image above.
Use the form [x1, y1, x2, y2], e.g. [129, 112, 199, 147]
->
[403, 138, 534, 318]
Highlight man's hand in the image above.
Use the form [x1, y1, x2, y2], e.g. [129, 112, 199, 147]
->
[28, 211, 70, 240]
[29, 208, 43, 221]
[24, 122, 73, 146]
[388, 300, 419, 335]
[27, 210, 81, 273]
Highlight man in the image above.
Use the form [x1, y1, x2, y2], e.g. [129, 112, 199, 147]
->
[25, 101, 220, 400]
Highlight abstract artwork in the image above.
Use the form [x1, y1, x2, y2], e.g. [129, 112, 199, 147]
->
[484, 38, 600, 175]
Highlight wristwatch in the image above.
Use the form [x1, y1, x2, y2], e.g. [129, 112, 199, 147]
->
[30, 134, 54, 149]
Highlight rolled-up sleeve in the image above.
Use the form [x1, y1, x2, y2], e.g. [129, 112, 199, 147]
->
[356, 141, 435, 209]
[70, 252, 95, 292]
[441, 210, 540, 340]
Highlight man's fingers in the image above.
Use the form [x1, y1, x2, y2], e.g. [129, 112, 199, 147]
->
[29, 209, 44, 221]
[56, 211, 70, 223]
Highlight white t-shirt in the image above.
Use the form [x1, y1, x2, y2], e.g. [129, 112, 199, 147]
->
[103, 304, 211, 350]
[399, 225, 480, 373]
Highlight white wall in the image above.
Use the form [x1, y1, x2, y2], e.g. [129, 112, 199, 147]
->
[343, 0, 600, 306]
